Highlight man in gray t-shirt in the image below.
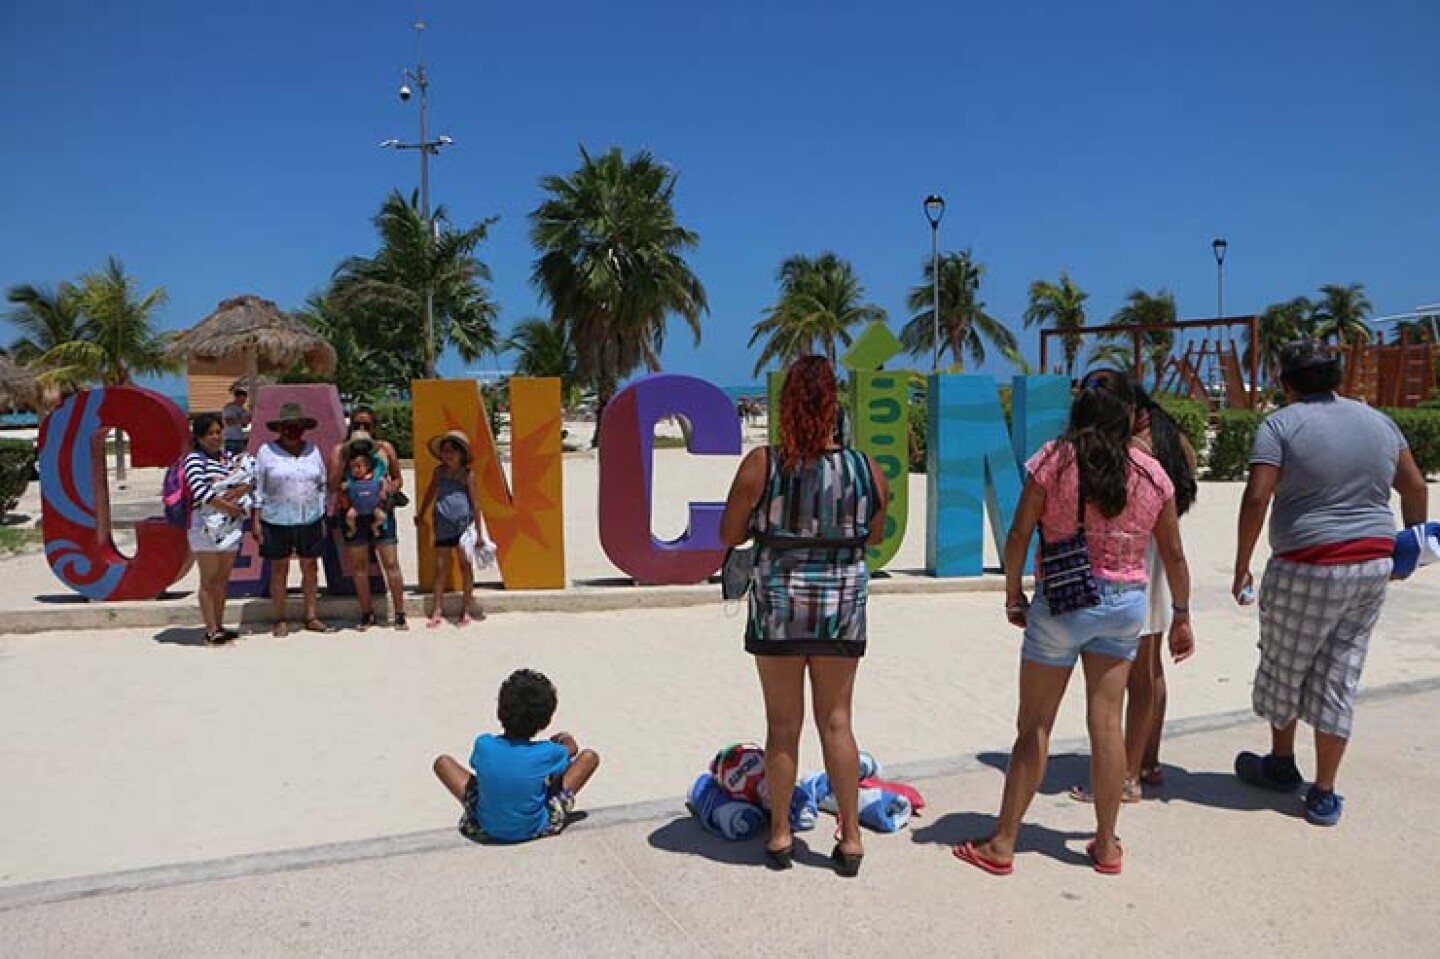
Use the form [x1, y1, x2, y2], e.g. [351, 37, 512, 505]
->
[1231, 340, 1427, 827]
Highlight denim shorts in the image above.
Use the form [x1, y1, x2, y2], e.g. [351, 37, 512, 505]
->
[1022, 580, 1148, 667]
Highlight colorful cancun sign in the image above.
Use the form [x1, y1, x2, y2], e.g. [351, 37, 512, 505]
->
[36, 365, 1068, 600]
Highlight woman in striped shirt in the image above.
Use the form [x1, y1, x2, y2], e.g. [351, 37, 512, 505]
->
[182, 412, 249, 645]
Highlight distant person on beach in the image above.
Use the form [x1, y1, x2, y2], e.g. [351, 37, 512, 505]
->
[221, 387, 250, 456]
[251, 401, 332, 637]
[719, 355, 889, 877]
[1067, 371, 1198, 804]
[182, 412, 249, 645]
[1231, 340, 1427, 826]
[415, 429, 486, 628]
[433, 668, 600, 843]
[954, 370, 1193, 877]
[329, 408, 407, 631]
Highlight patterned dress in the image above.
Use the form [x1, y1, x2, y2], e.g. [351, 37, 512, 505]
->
[746, 446, 878, 658]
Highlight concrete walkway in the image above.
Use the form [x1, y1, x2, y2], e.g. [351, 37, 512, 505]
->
[3, 683, 1437, 956]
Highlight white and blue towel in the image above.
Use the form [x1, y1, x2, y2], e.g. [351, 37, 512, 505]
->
[1393, 521, 1440, 580]
[687, 774, 767, 841]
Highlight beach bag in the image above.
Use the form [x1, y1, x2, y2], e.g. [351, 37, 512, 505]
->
[1037, 483, 1101, 614]
[161, 455, 191, 527]
[720, 546, 755, 600]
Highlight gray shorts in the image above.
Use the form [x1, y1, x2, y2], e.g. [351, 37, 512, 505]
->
[1253, 557, 1391, 738]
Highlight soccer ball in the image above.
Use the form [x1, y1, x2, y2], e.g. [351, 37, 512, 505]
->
[709, 742, 767, 804]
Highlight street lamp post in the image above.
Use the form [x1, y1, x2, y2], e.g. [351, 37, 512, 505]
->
[924, 195, 946, 372]
[1212, 237, 1228, 319]
[381, 16, 453, 380]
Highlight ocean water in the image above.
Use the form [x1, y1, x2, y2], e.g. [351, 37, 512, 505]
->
[721, 384, 766, 402]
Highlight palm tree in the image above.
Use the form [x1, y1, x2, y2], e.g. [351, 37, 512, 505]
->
[504, 318, 581, 408]
[6, 282, 86, 365]
[1247, 296, 1315, 383]
[1086, 341, 1134, 371]
[1022, 272, 1089, 378]
[530, 147, 708, 446]
[331, 189, 499, 383]
[900, 250, 1017, 372]
[1312, 282, 1373, 344]
[749, 252, 884, 376]
[36, 257, 176, 482]
[1105, 288, 1177, 387]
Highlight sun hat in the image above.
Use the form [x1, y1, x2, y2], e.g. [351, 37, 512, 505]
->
[344, 431, 376, 460]
[265, 401, 318, 432]
[1279, 340, 1340, 378]
[426, 428, 472, 462]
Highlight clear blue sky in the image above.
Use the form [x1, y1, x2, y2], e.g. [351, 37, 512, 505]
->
[3, 0, 1437, 392]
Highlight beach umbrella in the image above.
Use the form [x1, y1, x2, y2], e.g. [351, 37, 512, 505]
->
[0, 355, 41, 411]
[166, 294, 338, 394]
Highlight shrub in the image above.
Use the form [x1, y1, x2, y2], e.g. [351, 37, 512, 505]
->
[1207, 410, 1261, 480]
[1155, 396, 1209, 467]
[1383, 409, 1440, 478]
[372, 400, 414, 459]
[0, 438, 36, 518]
[908, 398, 927, 473]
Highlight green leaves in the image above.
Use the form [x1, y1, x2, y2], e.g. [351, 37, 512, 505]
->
[749, 252, 883, 377]
[1023, 272, 1089, 378]
[900, 250, 1016, 373]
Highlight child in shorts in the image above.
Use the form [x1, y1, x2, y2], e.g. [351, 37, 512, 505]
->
[433, 668, 601, 843]
[416, 428, 488, 627]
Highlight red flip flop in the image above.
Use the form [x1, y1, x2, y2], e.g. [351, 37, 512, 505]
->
[1085, 839, 1123, 875]
[952, 840, 1014, 876]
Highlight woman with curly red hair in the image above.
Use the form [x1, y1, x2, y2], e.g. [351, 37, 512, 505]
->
[720, 355, 889, 877]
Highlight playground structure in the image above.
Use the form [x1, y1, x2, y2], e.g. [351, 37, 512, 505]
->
[1040, 316, 1261, 412]
[1040, 314, 1437, 413]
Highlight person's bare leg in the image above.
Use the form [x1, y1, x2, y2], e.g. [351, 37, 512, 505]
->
[195, 552, 222, 635]
[561, 748, 601, 795]
[973, 659, 1073, 864]
[1142, 640, 1168, 781]
[345, 508, 358, 537]
[432, 754, 472, 803]
[376, 543, 406, 624]
[347, 545, 374, 619]
[269, 556, 291, 634]
[1314, 730, 1348, 791]
[213, 552, 236, 632]
[809, 656, 863, 857]
[458, 555, 480, 625]
[429, 548, 450, 626]
[755, 656, 806, 853]
[1271, 720, 1298, 758]
[1124, 634, 1162, 788]
[299, 557, 321, 623]
[1082, 651, 1134, 865]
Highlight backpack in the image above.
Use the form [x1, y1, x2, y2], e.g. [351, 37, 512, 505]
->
[162, 454, 191, 527]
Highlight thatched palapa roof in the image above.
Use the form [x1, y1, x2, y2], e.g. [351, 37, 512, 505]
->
[0, 355, 41, 411]
[167, 294, 337, 378]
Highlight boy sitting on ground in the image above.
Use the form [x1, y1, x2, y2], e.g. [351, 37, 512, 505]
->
[433, 668, 600, 843]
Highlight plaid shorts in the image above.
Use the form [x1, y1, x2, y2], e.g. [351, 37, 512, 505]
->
[458, 778, 574, 843]
[1253, 557, 1391, 738]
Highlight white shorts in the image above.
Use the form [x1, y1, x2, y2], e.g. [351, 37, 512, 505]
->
[1144, 539, 1170, 635]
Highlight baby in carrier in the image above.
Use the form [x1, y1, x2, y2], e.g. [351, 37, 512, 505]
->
[337, 435, 390, 538]
[200, 453, 257, 551]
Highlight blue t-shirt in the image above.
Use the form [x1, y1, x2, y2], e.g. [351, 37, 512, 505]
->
[469, 733, 571, 842]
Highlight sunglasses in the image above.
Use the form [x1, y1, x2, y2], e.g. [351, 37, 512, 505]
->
[1080, 372, 1119, 392]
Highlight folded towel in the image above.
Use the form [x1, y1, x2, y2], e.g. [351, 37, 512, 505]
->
[861, 776, 927, 812]
[1393, 521, 1440, 580]
[817, 784, 915, 832]
[687, 774, 767, 841]
[858, 751, 881, 780]
[788, 783, 818, 832]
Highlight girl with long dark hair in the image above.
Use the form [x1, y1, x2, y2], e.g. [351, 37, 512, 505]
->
[1068, 371, 1198, 803]
[181, 412, 248, 645]
[720, 355, 889, 877]
[954, 373, 1194, 877]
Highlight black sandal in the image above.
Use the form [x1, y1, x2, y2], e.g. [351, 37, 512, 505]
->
[764, 842, 794, 871]
[831, 843, 864, 878]
[394, 611, 408, 631]
[357, 611, 377, 631]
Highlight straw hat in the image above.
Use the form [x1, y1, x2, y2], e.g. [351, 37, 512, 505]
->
[265, 401, 318, 431]
[426, 429, 472, 462]
[343, 430, 376, 461]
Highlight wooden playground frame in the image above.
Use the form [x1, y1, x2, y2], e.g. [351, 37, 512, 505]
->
[1040, 315, 1261, 410]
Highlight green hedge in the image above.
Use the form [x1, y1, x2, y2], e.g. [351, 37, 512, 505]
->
[1207, 410, 1261, 480]
[1383, 409, 1440, 477]
[905, 387, 1013, 473]
[1156, 396, 1209, 467]
[0, 438, 37, 518]
[372, 400, 414, 459]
